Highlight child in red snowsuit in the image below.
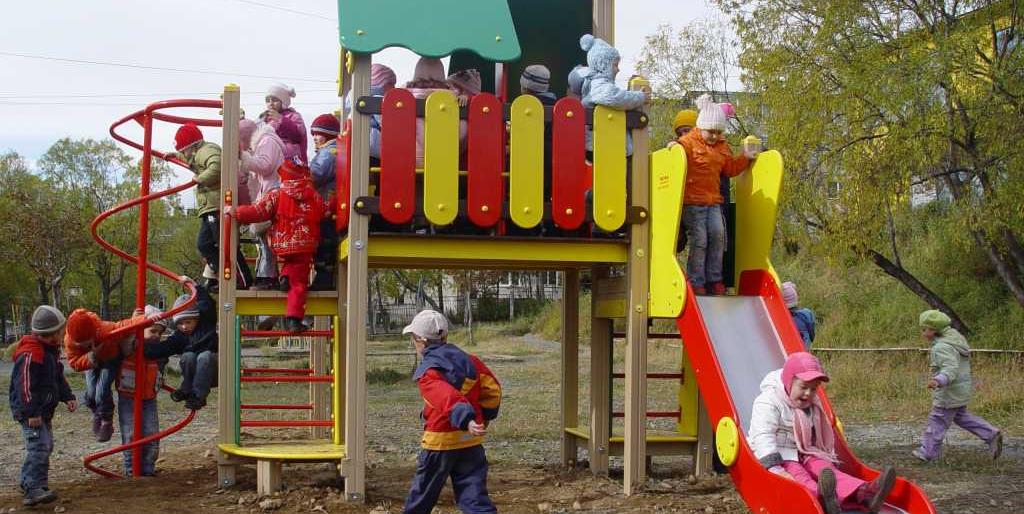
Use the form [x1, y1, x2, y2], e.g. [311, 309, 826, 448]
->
[230, 160, 332, 332]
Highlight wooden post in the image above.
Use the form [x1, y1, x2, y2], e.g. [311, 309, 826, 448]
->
[343, 53, 371, 503]
[588, 265, 611, 476]
[694, 395, 714, 477]
[592, 0, 615, 44]
[623, 78, 651, 495]
[311, 316, 331, 439]
[560, 269, 580, 467]
[217, 84, 241, 488]
[256, 460, 282, 496]
[336, 267, 348, 446]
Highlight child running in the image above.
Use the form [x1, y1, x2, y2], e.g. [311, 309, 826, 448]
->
[401, 310, 502, 514]
[749, 352, 896, 514]
[912, 310, 1003, 462]
[9, 306, 76, 506]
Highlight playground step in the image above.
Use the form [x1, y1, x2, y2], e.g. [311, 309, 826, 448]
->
[236, 290, 338, 298]
[235, 291, 341, 316]
[218, 442, 346, 462]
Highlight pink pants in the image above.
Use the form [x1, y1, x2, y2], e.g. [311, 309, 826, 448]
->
[782, 456, 865, 510]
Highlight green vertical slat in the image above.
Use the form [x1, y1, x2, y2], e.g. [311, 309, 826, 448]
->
[234, 316, 241, 445]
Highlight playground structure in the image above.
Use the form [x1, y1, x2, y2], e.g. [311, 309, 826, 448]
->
[87, 0, 940, 512]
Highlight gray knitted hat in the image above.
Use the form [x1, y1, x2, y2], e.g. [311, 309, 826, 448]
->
[171, 294, 201, 324]
[31, 305, 66, 335]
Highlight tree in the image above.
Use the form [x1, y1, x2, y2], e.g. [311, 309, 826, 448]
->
[716, 0, 1024, 324]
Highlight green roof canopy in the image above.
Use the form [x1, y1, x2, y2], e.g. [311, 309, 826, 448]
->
[337, 0, 521, 62]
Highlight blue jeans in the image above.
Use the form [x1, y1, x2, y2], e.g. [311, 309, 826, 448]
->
[84, 360, 118, 419]
[403, 445, 495, 514]
[682, 205, 726, 288]
[117, 394, 160, 476]
[20, 419, 54, 492]
[179, 351, 217, 401]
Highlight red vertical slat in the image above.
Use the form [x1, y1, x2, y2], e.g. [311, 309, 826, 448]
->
[380, 88, 417, 224]
[551, 98, 586, 230]
[467, 93, 504, 228]
[335, 118, 352, 230]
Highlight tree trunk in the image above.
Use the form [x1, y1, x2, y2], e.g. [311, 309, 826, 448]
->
[395, 272, 440, 311]
[435, 276, 445, 318]
[1001, 227, 1024, 277]
[867, 249, 971, 333]
[972, 230, 1024, 309]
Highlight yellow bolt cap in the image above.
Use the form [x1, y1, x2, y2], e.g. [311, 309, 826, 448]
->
[482, 106, 490, 113]
[396, 101, 404, 108]
[438, 204, 446, 211]
[394, 202, 402, 209]
[358, 100, 366, 108]
[566, 111, 574, 118]
[355, 201, 364, 208]
[565, 208, 573, 215]
[481, 205, 489, 212]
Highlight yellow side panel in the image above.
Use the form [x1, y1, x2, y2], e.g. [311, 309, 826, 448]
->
[677, 352, 699, 437]
[423, 90, 460, 226]
[509, 94, 544, 228]
[237, 296, 339, 316]
[734, 149, 784, 283]
[592, 106, 627, 232]
[648, 146, 686, 318]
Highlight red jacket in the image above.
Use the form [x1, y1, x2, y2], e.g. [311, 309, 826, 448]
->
[235, 161, 331, 256]
[64, 309, 140, 372]
[678, 129, 750, 205]
[414, 343, 502, 451]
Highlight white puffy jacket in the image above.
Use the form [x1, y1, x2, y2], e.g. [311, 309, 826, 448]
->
[748, 369, 801, 467]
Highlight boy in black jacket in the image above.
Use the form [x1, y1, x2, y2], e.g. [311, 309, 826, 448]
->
[145, 286, 217, 410]
[8, 306, 77, 506]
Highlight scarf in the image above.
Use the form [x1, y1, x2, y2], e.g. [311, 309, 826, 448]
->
[775, 385, 838, 463]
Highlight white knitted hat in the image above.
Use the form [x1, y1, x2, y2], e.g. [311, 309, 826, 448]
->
[695, 94, 727, 132]
[402, 310, 449, 342]
[266, 83, 296, 108]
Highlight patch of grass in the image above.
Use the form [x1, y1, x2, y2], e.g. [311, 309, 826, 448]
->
[368, 367, 407, 385]
[531, 292, 592, 344]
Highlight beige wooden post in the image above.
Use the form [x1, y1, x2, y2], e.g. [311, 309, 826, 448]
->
[343, 53, 371, 503]
[560, 269, 580, 467]
[592, 0, 615, 44]
[622, 79, 651, 495]
[217, 84, 241, 488]
[588, 265, 611, 475]
[694, 396, 714, 477]
[310, 316, 331, 439]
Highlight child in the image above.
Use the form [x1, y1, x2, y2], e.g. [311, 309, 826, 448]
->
[520, 64, 557, 105]
[677, 95, 755, 295]
[171, 123, 253, 291]
[8, 305, 76, 506]
[143, 287, 218, 410]
[229, 160, 331, 332]
[782, 282, 816, 349]
[749, 352, 895, 514]
[369, 63, 397, 163]
[577, 34, 651, 157]
[240, 118, 285, 290]
[64, 308, 140, 442]
[912, 310, 1003, 462]
[448, 68, 482, 107]
[262, 83, 308, 165]
[670, 109, 697, 143]
[309, 114, 340, 290]
[401, 310, 502, 514]
[407, 57, 464, 168]
[116, 305, 167, 476]
[566, 65, 585, 100]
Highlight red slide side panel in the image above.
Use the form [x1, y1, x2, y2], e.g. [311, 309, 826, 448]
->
[335, 118, 352, 230]
[467, 93, 504, 228]
[380, 88, 417, 224]
[551, 97, 587, 230]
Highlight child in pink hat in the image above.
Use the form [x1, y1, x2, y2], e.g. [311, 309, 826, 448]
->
[748, 352, 896, 514]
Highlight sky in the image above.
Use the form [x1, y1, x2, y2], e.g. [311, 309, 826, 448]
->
[0, 0, 718, 192]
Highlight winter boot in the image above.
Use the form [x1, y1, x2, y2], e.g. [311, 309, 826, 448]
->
[817, 468, 841, 514]
[857, 466, 896, 514]
[22, 488, 57, 506]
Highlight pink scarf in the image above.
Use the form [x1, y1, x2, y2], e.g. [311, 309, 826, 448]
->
[775, 386, 838, 463]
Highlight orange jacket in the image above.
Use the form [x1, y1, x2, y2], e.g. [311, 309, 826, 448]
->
[678, 129, 750, 205]
[63, 310, 139, 372]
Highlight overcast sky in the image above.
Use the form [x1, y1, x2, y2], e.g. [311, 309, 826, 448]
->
[0, 0, 718, 188]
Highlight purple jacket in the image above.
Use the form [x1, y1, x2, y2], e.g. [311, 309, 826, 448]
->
[267, 108, 308, 165]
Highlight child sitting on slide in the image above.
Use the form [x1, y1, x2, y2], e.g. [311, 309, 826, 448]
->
[749, 352, 896, 514]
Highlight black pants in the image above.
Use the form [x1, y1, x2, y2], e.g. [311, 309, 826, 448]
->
[197, 211, 253, 288]
[310, 219, 338, 289]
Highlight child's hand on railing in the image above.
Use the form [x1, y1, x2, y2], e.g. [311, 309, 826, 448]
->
[457, 94, 469, 107]
[223, 206, 233, 216]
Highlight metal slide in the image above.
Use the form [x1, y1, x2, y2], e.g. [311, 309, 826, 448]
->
[676, 270, 936, 514]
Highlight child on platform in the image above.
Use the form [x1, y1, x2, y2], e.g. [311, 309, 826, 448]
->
[229, 160, 331, 333]
[401, 310, 502, 514]
[520, 65, 558, 106]
[448, 68, 482, 106]
[781, 282, 816, 349]
[143, 287, 218, 410]
[369, 63, 397, 163]
[240, 118, 285, 290]
[577, 34, 650, 157]
[749, 352, 895, 514]
[262, 83, 308, 165]
[9, 306, 76, 506]
[309, 113, 340, 290]
[116, 306, 168, 476]
[407, 57, 461, 168]
[912, 310, 1003, 462]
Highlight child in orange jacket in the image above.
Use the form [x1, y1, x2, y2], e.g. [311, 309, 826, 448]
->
[229, 160, 332, 333]
[64, 308, 141, 442]
[675, 94, 756, 295]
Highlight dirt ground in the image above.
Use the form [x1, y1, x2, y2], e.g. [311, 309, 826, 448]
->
[0, 332, 1021, 513]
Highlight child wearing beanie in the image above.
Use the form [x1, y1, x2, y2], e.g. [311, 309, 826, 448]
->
[912, 310, 1002, 462]
[749, 352, 897, 514]
[309, 113, 340, 289]
[263, 82, 308, 165]
[447, 68, 482, 106]
[781, 282, 816, 349]
[520, 64, 558, 105]
[143, 287, 218, 411]
[369, 64, 397, 161]
[576, 34, 651, 156]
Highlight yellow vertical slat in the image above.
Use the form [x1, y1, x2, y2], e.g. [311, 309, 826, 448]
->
[332, 315, 342, 445]
[734, 150, 783, 284]
[648, 146, 687, 318]
[677, 352, 699, 437]
[423, 90, 460, 226]
[592, 106, 627, 232]
[509, 94, 544, 228]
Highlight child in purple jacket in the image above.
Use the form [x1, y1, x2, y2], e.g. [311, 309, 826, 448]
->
[262, 83, 308, 165]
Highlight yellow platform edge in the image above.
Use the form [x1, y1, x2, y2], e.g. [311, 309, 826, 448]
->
[339, 236, 628, 269]
[218, 442, 347, 461]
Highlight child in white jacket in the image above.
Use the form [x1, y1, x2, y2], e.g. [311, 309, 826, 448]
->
[748, 352, 896, 514]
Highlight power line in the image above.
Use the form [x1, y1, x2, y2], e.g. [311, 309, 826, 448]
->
[0, 51, 335, 84]
[0, 89, 338, 99]
[218, 0, 335, 21]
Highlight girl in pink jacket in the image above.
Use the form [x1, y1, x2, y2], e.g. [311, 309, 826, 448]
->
[262, 83, 308, 165]
[406, 58, 467, 168]
[239, 119, 285, 289]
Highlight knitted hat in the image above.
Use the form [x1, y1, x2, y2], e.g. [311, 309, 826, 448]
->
[580, 34, 620, 76]
[402, 309, 449, 342]
[171, 294, 200, 324]
[448, 69, 482, 96]
[781, 282, 799, 309]
[371, 64, 397, 93]
[278, 159, 311, 182]
[919, 310, 951, 332]
[31, 305, 66, 335]
[567, 65, 585, 97]
[672, 110, 698, 131]
[266, 83, 296, 108]
[520, 65, 551, 93]
[174, 123, 204, 151]
[413, 57, 446, 83]
[144, 305, 168, 330]
[781, 352, 829, 394]
[66, 308, 101, 343]
[239, 119, 257, 150]
[310, 113, 341, 138]
[695, 94, 728, 132]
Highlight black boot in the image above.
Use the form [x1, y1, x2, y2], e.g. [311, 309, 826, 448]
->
[817, 468, 841, 514]
[279, 275, 291, 293]
[284, 317, 307, 333]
